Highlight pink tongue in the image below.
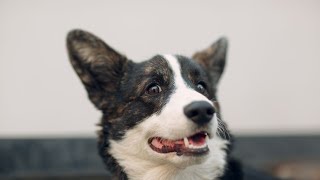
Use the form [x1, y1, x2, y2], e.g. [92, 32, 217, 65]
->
[151, 138, 164, 149]
[188, 133, 206, 146]
[151, 138, 184, 149]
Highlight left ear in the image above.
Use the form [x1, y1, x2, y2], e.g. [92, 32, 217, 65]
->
[66, 29, 128, 110]
[192, 38, 228, 88]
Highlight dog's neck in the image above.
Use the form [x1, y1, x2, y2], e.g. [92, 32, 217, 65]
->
[108, 137, 228, 180]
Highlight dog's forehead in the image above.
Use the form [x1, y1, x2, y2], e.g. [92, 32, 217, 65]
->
[175, 55, 207, 77]
[141, 54, 202, 77]
[141, 55, 171, 75]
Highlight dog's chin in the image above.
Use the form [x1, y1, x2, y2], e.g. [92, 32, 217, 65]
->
[163, 151, 209, 168]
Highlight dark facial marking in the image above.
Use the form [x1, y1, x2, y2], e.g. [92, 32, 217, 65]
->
[102, 55, 175, 140]
[175, 55, 214, 100]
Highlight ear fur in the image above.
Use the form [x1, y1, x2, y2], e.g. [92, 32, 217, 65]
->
[192, 38, 228, 88]
[66, 29, 128, 109]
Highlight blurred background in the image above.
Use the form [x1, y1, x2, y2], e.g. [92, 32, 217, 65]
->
[0, 0, 319, 179]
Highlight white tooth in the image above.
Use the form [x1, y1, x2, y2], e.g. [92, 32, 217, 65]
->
[184, 137, 189, 148]
[206, 135, 209, 142]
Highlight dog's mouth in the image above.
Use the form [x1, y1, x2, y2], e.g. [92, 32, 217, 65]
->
[148, 131, 209, 156]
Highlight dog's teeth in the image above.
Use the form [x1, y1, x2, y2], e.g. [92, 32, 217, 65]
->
[187, 143, 208, 149]
[201, 144, 208, 149]
[206, 135, 209, 142]
[184, 137, 189, 148]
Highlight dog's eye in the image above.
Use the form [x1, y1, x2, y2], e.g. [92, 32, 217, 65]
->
[146, 83, 162, 95]
[196, 82, 207, 94]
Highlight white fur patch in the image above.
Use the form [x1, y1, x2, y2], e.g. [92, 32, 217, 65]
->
[108, 54, 228, 180]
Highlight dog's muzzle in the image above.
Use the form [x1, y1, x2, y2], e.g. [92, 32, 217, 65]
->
[148, 101, 215, 156]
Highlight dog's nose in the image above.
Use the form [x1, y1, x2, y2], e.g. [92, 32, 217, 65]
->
[184, 101, 215, 125]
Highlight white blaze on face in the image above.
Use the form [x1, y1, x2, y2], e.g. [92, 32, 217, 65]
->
[147, 54, 215, 138]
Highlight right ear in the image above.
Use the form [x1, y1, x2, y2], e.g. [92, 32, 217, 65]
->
[67, 29, 128, 109]
[192, 37, 228, 89]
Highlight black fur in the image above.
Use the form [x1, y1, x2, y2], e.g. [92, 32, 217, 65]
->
[176, 55, 213, 99]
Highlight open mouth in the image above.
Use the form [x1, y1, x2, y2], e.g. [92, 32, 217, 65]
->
[148, 131, 209, 156]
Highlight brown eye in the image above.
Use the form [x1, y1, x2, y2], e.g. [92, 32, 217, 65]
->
[146, 83, 162, 95]
[196, 82, 206, 94]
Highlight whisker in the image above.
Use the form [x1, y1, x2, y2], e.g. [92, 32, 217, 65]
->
[215, 114, 230, 140]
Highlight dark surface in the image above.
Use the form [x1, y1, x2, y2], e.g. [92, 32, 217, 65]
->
[0, 138, 109, 179]
[232, 135, 320, 169]
[0, 135, 319, 179]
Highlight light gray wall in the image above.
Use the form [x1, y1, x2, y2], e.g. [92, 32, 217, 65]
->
[1, 0, 319, 137]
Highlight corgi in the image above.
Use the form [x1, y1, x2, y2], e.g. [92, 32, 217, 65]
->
[67, 29, 243, 180]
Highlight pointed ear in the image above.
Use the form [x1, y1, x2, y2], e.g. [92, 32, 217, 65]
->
[67, 29, 128, 109]
[192, 38, 228, 88]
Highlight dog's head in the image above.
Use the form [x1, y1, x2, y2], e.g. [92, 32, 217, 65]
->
[67, 30, 229, 177]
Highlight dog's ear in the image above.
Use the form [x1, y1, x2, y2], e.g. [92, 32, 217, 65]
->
[192, 38, 228, 88]
[67, 29, 128, 109]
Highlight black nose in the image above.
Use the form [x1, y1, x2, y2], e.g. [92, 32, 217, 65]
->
[184, 101, 215, 125]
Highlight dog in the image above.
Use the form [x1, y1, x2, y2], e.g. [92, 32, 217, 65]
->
[66, 29, 243, 180]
